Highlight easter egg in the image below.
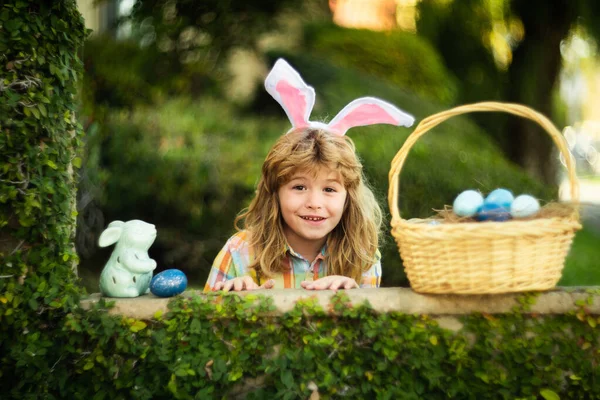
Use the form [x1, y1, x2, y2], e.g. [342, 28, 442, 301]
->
[452, 190, 484, 217]
[476, 188, 514, 221]
[510, 194, 540, 218]
[150, 269, 187, 297]
[485, 188, 514, 209]
[476, 202, 512, 221]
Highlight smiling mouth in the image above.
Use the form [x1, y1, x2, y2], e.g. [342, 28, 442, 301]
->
[301, 216, 325, 221]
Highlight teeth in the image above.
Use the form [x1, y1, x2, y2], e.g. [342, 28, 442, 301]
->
[302, 217, 324, 221]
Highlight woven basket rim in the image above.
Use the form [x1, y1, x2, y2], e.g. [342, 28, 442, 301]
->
[388, 101, 580, 225]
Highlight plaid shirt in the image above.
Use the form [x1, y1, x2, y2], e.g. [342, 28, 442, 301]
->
[204, 231, 382, 291]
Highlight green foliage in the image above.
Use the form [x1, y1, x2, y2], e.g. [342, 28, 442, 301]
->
[81, 37, 217, 111]
[128, 0, 302, 64]
[3, 290, 600, 398]
[303, 23, 459, 105]
[560, 227, 600, 286]
[0, 0, 87, 335]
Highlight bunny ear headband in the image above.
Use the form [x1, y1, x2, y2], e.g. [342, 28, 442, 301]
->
[264, 58, 415, 136]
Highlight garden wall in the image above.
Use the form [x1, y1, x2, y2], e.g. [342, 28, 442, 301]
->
[74, 287, 600, 399]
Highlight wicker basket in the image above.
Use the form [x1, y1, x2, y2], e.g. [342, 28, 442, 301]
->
[388, 102, 582, 294]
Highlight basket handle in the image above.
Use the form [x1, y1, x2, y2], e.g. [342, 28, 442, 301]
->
[388, 101, 579, 224]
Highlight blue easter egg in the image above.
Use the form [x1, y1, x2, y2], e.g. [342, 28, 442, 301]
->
[476, 202, 512, 222]
[150, 269, 187, 297]
[485, 188, 514, 209]
[453, 190, 484, 217]
[510, 194, 540, 218]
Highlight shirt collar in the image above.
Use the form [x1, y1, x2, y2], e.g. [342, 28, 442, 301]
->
[285, 242, 328, 261]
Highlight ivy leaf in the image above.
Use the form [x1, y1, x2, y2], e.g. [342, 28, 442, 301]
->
[28, 298, 38, 310]
[31, 107, 41, 119]
[587, 316, 597, 328]
[540, 389, 560, 400]
[130, 320, 147, 333]
[281, 370, 294, 389]
[38, 104, 47, 117]
[83, 361, 94, 371]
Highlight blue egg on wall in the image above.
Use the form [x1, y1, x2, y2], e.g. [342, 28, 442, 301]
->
[150, 269, 187, 297]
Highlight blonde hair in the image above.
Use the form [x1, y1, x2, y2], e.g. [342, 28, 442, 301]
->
[235, 128, 382, 282]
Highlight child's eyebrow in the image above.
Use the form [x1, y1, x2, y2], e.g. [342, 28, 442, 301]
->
[289, 175, 308, 180]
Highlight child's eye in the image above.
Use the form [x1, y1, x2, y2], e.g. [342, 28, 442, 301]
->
[292, 185, 306, 191]
[324, 187, 337, 193]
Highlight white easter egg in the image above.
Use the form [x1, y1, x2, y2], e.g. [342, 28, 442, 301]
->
[510, 194, 540, 218]
[453, 190, 484, 217]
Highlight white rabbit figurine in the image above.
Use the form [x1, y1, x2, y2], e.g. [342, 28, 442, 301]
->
[98, 220, 158, 297]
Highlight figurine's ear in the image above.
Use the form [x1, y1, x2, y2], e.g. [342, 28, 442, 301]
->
[98, 221, 124, 247]
[327, 97, 415, 136]
[264, 58, 315, 131]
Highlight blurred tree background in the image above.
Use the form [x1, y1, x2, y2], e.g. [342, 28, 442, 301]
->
[75, 0, 600, 290]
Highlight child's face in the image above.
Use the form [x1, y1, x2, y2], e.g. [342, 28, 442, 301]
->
[277, 167, 347, 253]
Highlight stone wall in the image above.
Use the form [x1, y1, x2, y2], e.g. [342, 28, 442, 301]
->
[81, 287, 600, 321]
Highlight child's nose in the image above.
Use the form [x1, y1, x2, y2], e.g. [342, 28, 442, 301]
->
[306, 191, 323, 209]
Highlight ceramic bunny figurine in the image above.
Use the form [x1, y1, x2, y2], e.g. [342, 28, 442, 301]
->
[98, 220, 157, 297]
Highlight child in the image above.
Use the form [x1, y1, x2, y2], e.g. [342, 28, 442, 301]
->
[204, 59, 414, 292]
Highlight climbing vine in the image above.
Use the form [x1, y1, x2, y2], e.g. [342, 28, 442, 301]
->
[3, 291, 600, 399]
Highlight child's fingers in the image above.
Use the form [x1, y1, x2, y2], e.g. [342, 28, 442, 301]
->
[300, 281, 313, 290]
[328, 279, 343, 291]
[241, 276, 256, 290]
[222, 280, 235, 292]
[258, 279, 275, 289]
[310, 279, 331, 290]
[344, 279, 358, 289]
[233, 279, 244, 291]
[214, 281, 224, 291]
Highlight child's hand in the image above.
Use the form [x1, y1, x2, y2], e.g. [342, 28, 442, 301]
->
[301, 276, 358, 291]
[214, 277, 275, 292]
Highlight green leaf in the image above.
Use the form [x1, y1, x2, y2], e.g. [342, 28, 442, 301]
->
[130, 320, 147, 333]
[46, 160, 57, 169]
[281, 370, 294, 389]
[587, 316, 597, 328]
[31, 107, 40, 119]
[540, 389, 560, 400]
[72, 157, 82, 168]
[28, 298, 39, 310]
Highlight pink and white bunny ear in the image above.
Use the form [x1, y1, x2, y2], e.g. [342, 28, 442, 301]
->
[326, 97, 415, 136]
[264, 59, 315, 130]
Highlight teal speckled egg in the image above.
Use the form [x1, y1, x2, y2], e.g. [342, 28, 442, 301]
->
[150, 269, 187, 297]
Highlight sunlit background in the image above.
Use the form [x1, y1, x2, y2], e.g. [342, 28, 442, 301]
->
[74, 0, 600, 291]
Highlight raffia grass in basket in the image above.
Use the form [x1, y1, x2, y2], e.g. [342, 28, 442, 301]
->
[388, 102, 582, 294]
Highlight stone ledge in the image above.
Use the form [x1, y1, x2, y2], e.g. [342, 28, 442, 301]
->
[80, 287, 600, 320]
